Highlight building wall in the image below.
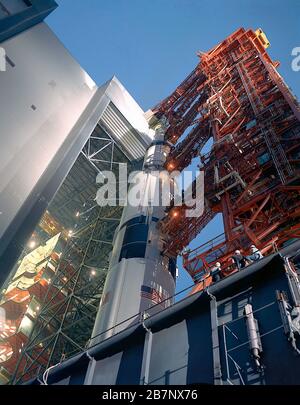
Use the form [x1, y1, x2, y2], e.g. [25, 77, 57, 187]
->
[0, 0, 30, 17]
[0, 22, 97, 246]
[0, 1, 58, 42]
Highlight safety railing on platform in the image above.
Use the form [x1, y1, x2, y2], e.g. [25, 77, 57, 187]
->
[13, 277, 211, 385]
[183, 232, 280, 282]
[13, 237, 285, 385]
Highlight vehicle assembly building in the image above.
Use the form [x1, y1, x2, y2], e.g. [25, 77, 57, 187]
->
[0, 1, 300, 386]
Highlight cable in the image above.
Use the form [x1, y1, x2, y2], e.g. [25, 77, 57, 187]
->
[42, 363, 60, 385]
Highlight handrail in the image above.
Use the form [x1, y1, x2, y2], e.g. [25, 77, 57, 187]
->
[183, 232, 226, 259]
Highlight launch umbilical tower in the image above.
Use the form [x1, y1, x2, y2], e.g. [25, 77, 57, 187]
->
[153, 28, 300, 290]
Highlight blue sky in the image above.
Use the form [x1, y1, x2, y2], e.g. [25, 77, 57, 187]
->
[47, 0, 300, 293]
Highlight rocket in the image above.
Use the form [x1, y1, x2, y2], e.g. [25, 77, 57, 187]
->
[90, 119, 176, 345]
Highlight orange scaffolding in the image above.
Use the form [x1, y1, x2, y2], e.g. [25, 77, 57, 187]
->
[154, 28, 300, 283]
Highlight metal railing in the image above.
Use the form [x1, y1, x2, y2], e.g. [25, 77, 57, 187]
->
[14, 278, 212, 385]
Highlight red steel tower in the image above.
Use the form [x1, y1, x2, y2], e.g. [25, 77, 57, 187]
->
[153, 28, 300, 290]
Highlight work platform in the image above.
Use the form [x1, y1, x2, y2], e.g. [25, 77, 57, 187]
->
[22, 241, 300, 385]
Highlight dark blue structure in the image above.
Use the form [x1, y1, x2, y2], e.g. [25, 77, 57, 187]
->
[0, 0, 57, 42]
[22, 241, 300, 385]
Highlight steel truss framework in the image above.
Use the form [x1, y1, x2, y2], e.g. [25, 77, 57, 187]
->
[9, 124, 135, 384]
[154, 28, 300, 284]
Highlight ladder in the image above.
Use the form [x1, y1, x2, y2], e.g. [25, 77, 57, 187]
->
[262, 127, 293, 184]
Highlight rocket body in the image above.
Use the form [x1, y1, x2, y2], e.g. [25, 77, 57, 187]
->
[90, 127, 176, 345]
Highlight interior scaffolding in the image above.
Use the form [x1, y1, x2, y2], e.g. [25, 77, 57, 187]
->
[2, 122, 138, 384]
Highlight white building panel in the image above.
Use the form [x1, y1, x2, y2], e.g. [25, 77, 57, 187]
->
[0, 22, 97, 241]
